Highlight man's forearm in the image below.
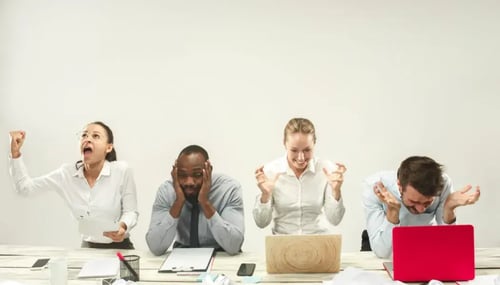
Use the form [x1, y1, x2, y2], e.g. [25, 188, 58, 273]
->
[198, 195, 216, 219]
[386, 207, 400, 224]
[443, 206, 457, 224]
[169, 198, 185, 218]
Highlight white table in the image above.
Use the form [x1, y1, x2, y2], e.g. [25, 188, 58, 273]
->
[0, 245, 499, 284]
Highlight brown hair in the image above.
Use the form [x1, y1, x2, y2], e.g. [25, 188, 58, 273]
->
[397, 156, 444, 196]
[283, 118, 317, 144]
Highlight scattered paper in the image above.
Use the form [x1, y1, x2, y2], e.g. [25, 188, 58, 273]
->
[457, 275, 500, 285]
[202, 274, 234, 285]
[111, 279, 137, 285]
[241, 276, 262, 283]
[77, 258, 119, 278]
[324, 267, 406, 285]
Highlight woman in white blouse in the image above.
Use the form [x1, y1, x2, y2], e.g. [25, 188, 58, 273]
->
[253, 117, 346, 234]
[9, 121, 138, 249]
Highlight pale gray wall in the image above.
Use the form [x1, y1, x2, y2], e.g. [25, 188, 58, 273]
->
[1, 0, 499, 253]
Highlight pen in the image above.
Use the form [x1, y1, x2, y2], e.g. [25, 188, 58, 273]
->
[116, 252, 139, 281]
[176, 271, 200, 276]
[208, 256, 215, 272]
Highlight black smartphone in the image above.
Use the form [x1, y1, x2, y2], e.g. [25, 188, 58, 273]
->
[237, 263, 256, 276]
[31, 258, 50, 270]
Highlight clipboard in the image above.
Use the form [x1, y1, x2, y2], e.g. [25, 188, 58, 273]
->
[158, 247, 215, 273]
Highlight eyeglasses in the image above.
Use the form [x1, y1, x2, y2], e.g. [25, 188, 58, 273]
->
[76, 131, 105, 142]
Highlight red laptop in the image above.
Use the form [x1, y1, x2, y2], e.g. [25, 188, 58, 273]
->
[383, 224, 475, 282]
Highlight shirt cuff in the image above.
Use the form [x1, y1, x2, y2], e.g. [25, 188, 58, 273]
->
[257, 195, 272, 208]
[120, 213, 137, 233]
[9, 153, 22, 164]
[444, 217, 457, 224]
[325, 190, 343, 205]
[207, 211, 223, 227]
[384, 216, 400, 227]
[165, 211, 179, 226]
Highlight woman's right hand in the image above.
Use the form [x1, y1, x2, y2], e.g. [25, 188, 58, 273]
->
[255, 166, 279, 203]
[9, 131, 26, 158]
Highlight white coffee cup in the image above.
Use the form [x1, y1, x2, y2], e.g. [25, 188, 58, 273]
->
[48, 257, 67, 285]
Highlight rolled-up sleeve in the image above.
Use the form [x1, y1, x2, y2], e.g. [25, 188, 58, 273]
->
[436, 174, 454, 224]
[362, 178, 397, 259]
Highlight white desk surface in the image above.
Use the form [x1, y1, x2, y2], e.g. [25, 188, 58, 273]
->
[0, 245, 499, 284]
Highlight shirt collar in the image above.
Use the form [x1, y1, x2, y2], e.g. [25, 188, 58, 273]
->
[73, 160, 111, 178]
[279, 155, 317, 176]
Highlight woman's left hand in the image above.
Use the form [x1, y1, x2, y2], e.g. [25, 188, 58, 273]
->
[103, 222, 127, 242]
[323, 163, 347, 201]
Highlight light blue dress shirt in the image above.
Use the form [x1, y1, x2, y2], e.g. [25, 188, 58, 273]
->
[146, 173, 244, 256]
[362, 170, 453, 258]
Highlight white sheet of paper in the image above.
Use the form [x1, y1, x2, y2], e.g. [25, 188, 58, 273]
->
[327, 267, 406, 285]
[77, 258, 119, 278]
[159, 248, 214, 272]
[78, 217, 120, 237]
[456, 275, 500, 285]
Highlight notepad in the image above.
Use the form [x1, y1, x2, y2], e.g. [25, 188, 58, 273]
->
[77, 258, 119, 278]
[159, 247, 215, 273]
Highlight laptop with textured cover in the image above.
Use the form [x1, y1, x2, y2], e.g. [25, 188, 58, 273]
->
[265, 234, 341, 273]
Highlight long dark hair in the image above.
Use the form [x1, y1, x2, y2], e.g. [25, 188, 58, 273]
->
[75, 121, 117, 169]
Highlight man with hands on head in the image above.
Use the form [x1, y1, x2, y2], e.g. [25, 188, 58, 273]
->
[146, 145, 244, 256]
[363, 156, 481, 258]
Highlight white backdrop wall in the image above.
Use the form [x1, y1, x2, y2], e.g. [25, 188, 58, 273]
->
[1, 0, 499, 253]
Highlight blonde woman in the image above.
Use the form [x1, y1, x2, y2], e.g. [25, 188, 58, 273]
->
[253, 118, 346, 234]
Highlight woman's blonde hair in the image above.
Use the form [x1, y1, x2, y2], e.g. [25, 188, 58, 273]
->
[283, 118, 317, 144]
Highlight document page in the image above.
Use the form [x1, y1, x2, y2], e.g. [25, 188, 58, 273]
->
[456, 275, 500, 285]
[159, 247, 215, 272]
[77, 258, 119, 278]
[78, 217, 120, 237]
